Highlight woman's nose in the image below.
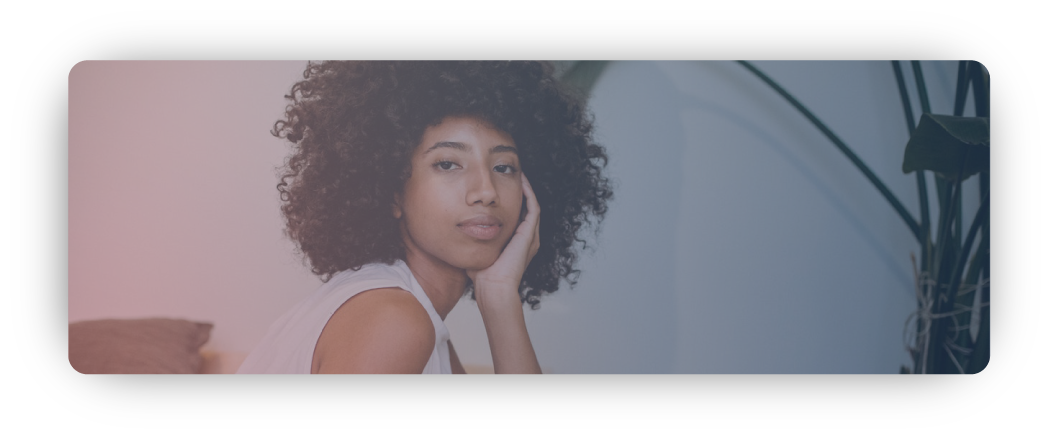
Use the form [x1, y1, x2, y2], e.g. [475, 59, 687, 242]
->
[466, 168, 498, 206]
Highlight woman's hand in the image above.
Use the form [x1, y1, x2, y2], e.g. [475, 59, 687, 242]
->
[466, 173, 540, 301]
[466, 173, 542, 373]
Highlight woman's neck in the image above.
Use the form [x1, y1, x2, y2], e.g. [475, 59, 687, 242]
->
[401, 247, 466, 320]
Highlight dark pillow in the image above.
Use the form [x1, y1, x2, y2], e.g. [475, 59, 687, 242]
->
[69, 318, 213, 374]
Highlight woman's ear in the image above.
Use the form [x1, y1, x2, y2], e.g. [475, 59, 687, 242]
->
[392, 194, 403, 219]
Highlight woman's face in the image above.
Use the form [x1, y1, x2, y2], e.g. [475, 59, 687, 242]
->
[395, 116, 524, 271]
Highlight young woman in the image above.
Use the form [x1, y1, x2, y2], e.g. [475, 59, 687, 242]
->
[237, 61, 612, 374]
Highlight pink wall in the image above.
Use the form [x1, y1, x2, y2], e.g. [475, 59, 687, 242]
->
[69, 61, 321, 352]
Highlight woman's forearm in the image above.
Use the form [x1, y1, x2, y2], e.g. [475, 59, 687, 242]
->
[476, 285, 542, 374]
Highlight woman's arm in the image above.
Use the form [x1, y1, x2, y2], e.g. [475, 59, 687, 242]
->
[312, 288, 435, 374]
[475, 285, 542, 374]
[467, 174, 543, 374]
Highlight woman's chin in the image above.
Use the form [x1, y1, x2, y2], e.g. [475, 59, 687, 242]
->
[455, 253, 502, 272]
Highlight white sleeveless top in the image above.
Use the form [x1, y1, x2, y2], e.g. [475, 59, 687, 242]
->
[237, 260, 452, 374]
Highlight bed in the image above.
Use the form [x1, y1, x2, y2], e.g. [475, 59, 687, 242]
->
[68, 318, 246, 374]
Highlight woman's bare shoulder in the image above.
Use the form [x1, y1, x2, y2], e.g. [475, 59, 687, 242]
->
[312, 287, 435, 374]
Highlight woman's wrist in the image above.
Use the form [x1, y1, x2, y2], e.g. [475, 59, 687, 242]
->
[473, 283, 523, 316]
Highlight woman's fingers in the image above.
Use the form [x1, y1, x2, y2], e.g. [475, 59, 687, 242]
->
[521, 173, 540, 224]
[520, 173, 541, 259]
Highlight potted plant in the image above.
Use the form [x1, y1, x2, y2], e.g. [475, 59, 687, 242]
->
[559, 60, 990, 373]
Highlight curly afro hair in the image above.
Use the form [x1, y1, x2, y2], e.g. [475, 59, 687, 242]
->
[273, 61, 612, 308]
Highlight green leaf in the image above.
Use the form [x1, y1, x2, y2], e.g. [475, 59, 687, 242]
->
[557, 61, 610, 99]
[903, 114, 990, 180]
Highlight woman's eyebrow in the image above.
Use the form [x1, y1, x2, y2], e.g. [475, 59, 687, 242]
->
[424, 142, 518, 155]
[425, 141, 467, 154]
[490, 145, 518, 155]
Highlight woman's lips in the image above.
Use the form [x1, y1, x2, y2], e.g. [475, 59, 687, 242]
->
[458, 215, 503, 240]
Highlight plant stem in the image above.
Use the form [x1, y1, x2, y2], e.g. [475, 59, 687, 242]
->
[946, 190, 988, 312]
[737, 61, 923, 243]
[908, 59, 950, 270]
[953, 61, 971, 117]
[956, 180, 963, 251]
[911, 61, 932, 114]
[910, 61, 949, 276]
[892, 62, 917, 128]
[932, 165, 964, 286]
[940, 190, 989, 373]
[912, 59, 954, 270]
[950, 61, 973, 255]
[926, 163, 966, 373]
[971, 62, 990, 118]
[892, 61, 931, 271]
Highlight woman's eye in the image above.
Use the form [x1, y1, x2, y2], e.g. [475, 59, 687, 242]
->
[434, 161, 459, 171]
[494, 164, 517, 174]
